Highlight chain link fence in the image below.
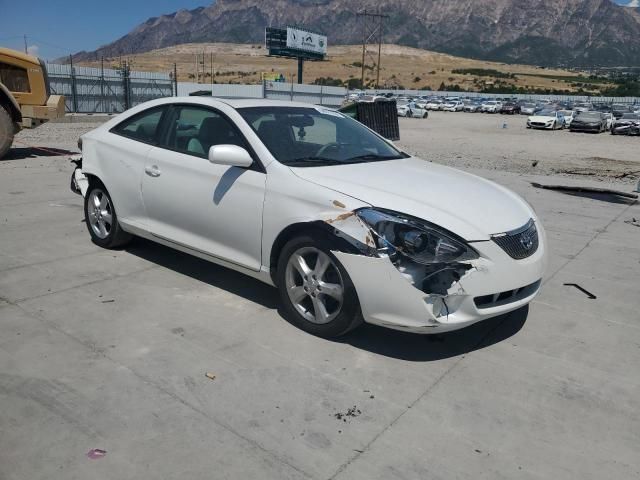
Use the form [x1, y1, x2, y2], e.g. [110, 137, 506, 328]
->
[45, 63, 175, 114]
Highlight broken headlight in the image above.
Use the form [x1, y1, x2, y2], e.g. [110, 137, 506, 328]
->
[356, 208, 478, 265]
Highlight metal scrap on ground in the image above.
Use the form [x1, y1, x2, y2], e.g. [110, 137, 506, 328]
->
[563, 283, 597, 300]
[531, 182, 639, 200]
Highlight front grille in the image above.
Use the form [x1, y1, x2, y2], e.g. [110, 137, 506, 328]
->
[492, 219, 539, 260]
[531, 122, 547, 127]
[474, 280, 542, 309]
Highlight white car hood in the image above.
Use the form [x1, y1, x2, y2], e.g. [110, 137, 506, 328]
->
[528, 115, 555, 122]
[291, 157, 533, 241]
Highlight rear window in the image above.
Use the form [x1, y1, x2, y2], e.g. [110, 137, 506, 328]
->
[0, 62, 30, 93]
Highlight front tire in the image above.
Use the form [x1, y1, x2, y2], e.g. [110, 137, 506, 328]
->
[84, 181, 132, 249]
[276, 234, 363, 338]
[0, 106, 15, 160]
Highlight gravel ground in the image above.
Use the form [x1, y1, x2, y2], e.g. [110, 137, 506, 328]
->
[397, 112, 640, 184]
[11, 112, 640, 186]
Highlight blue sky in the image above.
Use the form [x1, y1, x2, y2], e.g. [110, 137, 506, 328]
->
[0, 0, 637, 60]
[0, 0, 208, 60]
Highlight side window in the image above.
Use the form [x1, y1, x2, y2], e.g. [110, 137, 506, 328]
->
[0, 62, 30, 93]
[164, 106, 246, 158]
[112, 108, 165, 144]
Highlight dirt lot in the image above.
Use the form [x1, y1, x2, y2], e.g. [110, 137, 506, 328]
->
[2, 112, 639, 479]
[398, 112, 640, 183]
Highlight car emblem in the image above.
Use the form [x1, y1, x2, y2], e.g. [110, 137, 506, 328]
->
[520, 232, 534, 251]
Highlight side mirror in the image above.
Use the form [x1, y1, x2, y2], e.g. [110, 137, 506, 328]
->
[208, 144, 253, 168]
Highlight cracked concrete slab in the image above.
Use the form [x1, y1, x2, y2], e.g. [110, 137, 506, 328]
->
[1, 122, 639, 479]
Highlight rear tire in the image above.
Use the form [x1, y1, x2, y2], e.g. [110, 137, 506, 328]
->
[0, 106, 15, 160]
[84, 181, 132, 249]
[276, 233, 363, 338]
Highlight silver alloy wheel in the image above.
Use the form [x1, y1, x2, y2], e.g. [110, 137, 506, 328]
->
[284, 247, 344, 325]
[87, 188, 113, 239]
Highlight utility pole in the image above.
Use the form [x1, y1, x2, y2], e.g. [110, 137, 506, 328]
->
[356, 10, 389, 90]
[23, 35, 28, 54]
[360, 10, 366, 90]
[174, 63, 178, 96]
[376, 14, 383, 89]
[210, 52, 214, 88]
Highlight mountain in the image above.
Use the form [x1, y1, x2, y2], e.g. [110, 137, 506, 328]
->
[70, 0, 640, 67]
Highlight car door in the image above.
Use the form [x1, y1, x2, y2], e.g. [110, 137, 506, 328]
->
[102, 106, 168, 225]
[141, 104, 266, 271]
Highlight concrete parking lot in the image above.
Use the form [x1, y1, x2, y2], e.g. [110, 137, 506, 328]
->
[1, 114, 639, 479]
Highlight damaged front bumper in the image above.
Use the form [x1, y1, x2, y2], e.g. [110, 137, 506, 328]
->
[327, 211, 546, 334]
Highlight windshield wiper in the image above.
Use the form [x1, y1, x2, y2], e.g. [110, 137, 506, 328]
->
[283, 156, 345, 166]
[343, 154, 405, 163]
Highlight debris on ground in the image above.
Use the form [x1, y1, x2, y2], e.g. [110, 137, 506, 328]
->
[101, 299, 115, 304]
[205, 373, 216, 381]
[531, 182, 638, 201]
[86, 449, 107, 459]
[563, 283, 597, 300]
[334, 406, 362, 422]
[624, 218, 640, 228]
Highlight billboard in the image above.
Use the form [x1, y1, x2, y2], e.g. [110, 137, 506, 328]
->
[265, 27, 327, 61]
[286, 27, 327, 56]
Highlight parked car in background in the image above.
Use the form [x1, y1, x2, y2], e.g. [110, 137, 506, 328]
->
[569, 111, 608, 133]
[611, 113, 640, 135]
[592, 103, 607, 111]
[397, 101, 428, 118]
[442, 100, 464, 112]
[520, 103, 540, 115]
[611, 104, 631, 120]
[359, 95, 389, 103]
[500, 102, 521, 115]
[71, 97, 546, 337]
[463, 101, 481, 112]
[603, 112, 614, 131]
[527, 109, 565, 130]
[481, 101, 502, 113]
[573, 102, 592, 113]
[558, 110, 576, 128]
[425, 99, 443, 110]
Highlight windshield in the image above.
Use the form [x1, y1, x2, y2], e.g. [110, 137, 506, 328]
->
[239, 107, 407, 167]
[621, 113, 640, 119]
[538, 110, 556, 116]
[578, 112, 601, 119]
[559, 110, 572, 116]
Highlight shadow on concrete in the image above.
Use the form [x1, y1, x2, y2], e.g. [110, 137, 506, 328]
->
[554, 190, 637, 205]
[126, 237, 528, 361]
[2, 147, 76, 161]
[338, 307, 528, 362]
[125, 238, 280, 310]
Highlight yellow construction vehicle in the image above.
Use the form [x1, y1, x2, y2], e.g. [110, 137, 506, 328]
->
[0, 47, 65, 159]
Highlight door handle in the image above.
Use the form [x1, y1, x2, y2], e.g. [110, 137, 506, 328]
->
[145, 165, 161, 177]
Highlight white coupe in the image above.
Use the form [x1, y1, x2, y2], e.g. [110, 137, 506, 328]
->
[527, 110, 565, 130]
[442, 101, 464, 112]
[397, 102, 428, 118]
[72, 98, 546, 337]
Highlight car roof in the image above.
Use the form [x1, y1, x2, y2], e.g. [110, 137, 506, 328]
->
[141, 96, 326, 111]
